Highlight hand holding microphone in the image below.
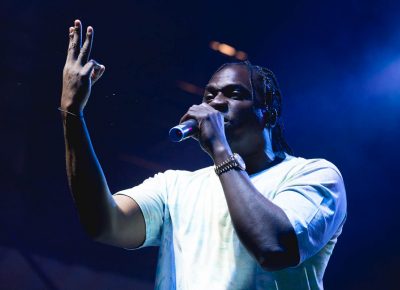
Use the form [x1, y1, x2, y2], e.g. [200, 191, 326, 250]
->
[169, 103, 230, 160]
[168, 103, 227, 146]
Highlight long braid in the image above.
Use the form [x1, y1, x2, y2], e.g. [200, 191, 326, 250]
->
[252, 65, 293, 155]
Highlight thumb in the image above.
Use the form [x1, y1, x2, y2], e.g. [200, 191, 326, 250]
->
[91, 64, 105, 85]
[81, 59, 101, 77]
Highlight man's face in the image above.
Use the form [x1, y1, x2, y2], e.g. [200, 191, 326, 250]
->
[203, 64, 266, 154]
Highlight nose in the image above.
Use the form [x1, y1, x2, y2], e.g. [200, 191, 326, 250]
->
[209, 93, 228, 112]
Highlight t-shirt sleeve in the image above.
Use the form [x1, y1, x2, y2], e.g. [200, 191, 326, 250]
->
[113, 171, 170, 248]
[272, 159, 347, 264]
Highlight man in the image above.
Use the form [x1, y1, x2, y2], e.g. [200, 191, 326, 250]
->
[61, 19, 347, 290]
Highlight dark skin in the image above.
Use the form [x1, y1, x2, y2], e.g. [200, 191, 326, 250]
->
[181, 65, 300, 270]
[61, 20, 145, 247]
[61, 20, 299, 271]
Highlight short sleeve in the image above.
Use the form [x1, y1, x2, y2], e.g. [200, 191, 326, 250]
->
[272, 159, 347, 264]
[114, 172, 169, 248]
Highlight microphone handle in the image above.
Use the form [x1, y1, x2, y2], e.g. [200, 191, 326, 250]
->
[169, 119, 199, 142]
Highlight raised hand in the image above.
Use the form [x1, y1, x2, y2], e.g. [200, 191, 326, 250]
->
[61, 20, 105, 115]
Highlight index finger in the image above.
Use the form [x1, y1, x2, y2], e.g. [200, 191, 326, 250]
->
[179, 105, 201, 124]
[66, 20, 82, 62]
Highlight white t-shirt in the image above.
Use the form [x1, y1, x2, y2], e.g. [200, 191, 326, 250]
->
[115, 155, 347, 290]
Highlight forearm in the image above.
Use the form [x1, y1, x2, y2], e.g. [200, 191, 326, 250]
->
[213, 150, 299, 270]
[62, 112, 117, 239]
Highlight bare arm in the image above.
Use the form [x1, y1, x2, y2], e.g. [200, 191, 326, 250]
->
[61, 20, 145, 248]
[213, 150, 299, 271]
[180, 103, 299, 271]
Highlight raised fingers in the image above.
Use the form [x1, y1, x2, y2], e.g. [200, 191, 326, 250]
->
[78, 26, 94, 65]
[67, 20, 82, 62]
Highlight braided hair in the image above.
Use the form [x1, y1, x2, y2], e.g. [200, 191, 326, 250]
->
[213, 61, 293, 155]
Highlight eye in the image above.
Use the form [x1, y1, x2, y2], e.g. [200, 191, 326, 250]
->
[230, 90, 245, 100]
[203, 93, 214, 103]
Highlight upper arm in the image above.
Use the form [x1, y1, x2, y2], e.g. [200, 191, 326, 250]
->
[94, 194, 146, 249]
[100, 171, 170, 249]
[106, 194, 146, 249]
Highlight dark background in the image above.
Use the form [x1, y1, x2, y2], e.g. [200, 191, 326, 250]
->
[1, 0, 399, 289]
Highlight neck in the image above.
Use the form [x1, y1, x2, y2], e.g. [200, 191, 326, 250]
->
[241, 129, 278, 175]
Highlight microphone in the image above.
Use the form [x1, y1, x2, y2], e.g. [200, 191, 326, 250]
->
[169, 119, 198, 142]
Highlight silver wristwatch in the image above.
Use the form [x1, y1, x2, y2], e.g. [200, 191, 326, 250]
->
[214, 153, 246, 176]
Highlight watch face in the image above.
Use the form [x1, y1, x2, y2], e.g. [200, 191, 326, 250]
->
[234, 153, 246, 170]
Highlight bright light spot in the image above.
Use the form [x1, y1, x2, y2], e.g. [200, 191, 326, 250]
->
[209, 41, 248, 60]
[218, 43, 236, 56]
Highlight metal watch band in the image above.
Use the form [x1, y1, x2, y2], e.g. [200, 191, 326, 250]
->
[214, 153, 245, 176]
